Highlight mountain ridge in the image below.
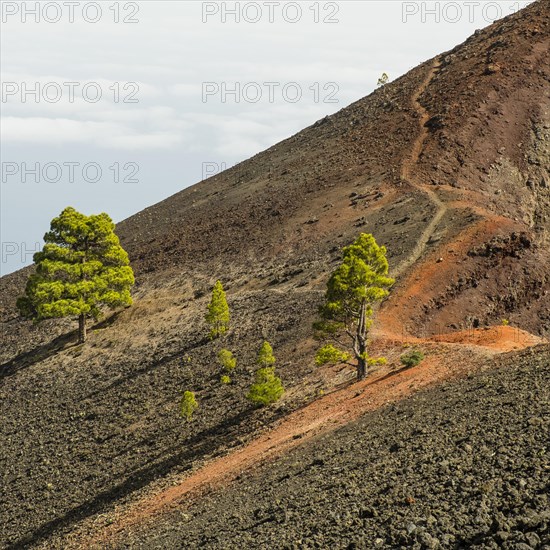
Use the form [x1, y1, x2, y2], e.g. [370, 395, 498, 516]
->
[1, 2, 549, 547]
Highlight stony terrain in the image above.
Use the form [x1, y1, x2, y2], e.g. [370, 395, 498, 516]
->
[0, 288, 321, 549]
[1, 2, 549, 548]
[126, 346, 550, 550]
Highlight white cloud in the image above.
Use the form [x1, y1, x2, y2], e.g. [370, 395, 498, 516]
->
[1, 117, 185, 150]
[168, 83, 203, 98]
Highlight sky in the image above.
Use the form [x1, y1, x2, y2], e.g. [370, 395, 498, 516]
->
[0, 0, 533, 275]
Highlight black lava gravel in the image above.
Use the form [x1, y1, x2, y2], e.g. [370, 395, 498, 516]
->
[125, 346, 550, 550]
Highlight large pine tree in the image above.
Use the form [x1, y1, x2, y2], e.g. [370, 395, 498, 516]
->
[317, 233, 394, 380]
[17, 207, 135, 343]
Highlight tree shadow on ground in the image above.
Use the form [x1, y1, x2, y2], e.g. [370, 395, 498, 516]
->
[0, 330, 77, 379]
[0, 313, 122, 380]
[6, 404, 279, 550]
[83, 335, 211, 401]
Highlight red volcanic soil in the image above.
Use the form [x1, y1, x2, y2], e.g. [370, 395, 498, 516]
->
[1, 2, 549, 549]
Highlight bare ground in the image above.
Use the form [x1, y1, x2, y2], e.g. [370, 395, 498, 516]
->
[1, 2, 549, 548]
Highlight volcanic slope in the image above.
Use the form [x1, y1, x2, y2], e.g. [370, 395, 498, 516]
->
[102, 346, 550, 550]
[1, 2, 549, 548]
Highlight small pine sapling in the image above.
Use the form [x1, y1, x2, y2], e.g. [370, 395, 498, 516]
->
[218, 349, 237, 372]
[257, 341, 275, 368]
[247, 341, 283, 406]
[400, 349, 425, 368]
[180, 391, 198, 422]
[205, 280, 230, 339]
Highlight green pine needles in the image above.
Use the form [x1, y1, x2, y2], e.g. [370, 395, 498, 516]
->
[316, 233, 394, 380]
[247, 341, 284, 406]
[205, 280, 230, 339]
[218, 349, 237, 384]
[315, 344, 351, 366]
[218, 349, 237, 372]
[180, 391, 198, 422]
[17, 207, 134, 344]
[256, 341, 276, 368]
[400, 349, 425, 368]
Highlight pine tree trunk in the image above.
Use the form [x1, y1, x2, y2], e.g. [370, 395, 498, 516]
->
[78, 314, 86, 344]
[356, 339, 367, 380]
[356, 301, 368, 381]
[78, 250, 87, 344]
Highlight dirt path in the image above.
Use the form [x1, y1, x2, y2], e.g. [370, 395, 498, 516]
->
[383, 60, 523, 339]
[393, 59, 447, 280]
[70, 328, 544, 549]
[72, 327, 545, 549]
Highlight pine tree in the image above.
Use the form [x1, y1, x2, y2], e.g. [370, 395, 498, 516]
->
[247, 341, 283, 406]
[17, 207, 134, 344]
[180, 391, 198, 421]
[257, 341, 275, 368]
[247, 367, 284, 406]
[317, 233, 394, 380]
[218, 349, 237, 372]
[205, 280, 230, 339]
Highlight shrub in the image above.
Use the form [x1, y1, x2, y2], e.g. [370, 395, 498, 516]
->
[315, 344, 351, 366]
[220, 375, 231, 385]
[257, 341, 276, 368]
[363, 354, 387, 369]
[247, 367, 284, 406]
[501, 319, 509, 326]
[180, 391, 198, 421]
[218, 349, 237, 372]
[205, 280, 230, 339]
[400, 349, 425, 368]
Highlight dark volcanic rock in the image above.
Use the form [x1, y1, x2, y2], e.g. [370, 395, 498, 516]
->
[128, 346, 550, 550]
